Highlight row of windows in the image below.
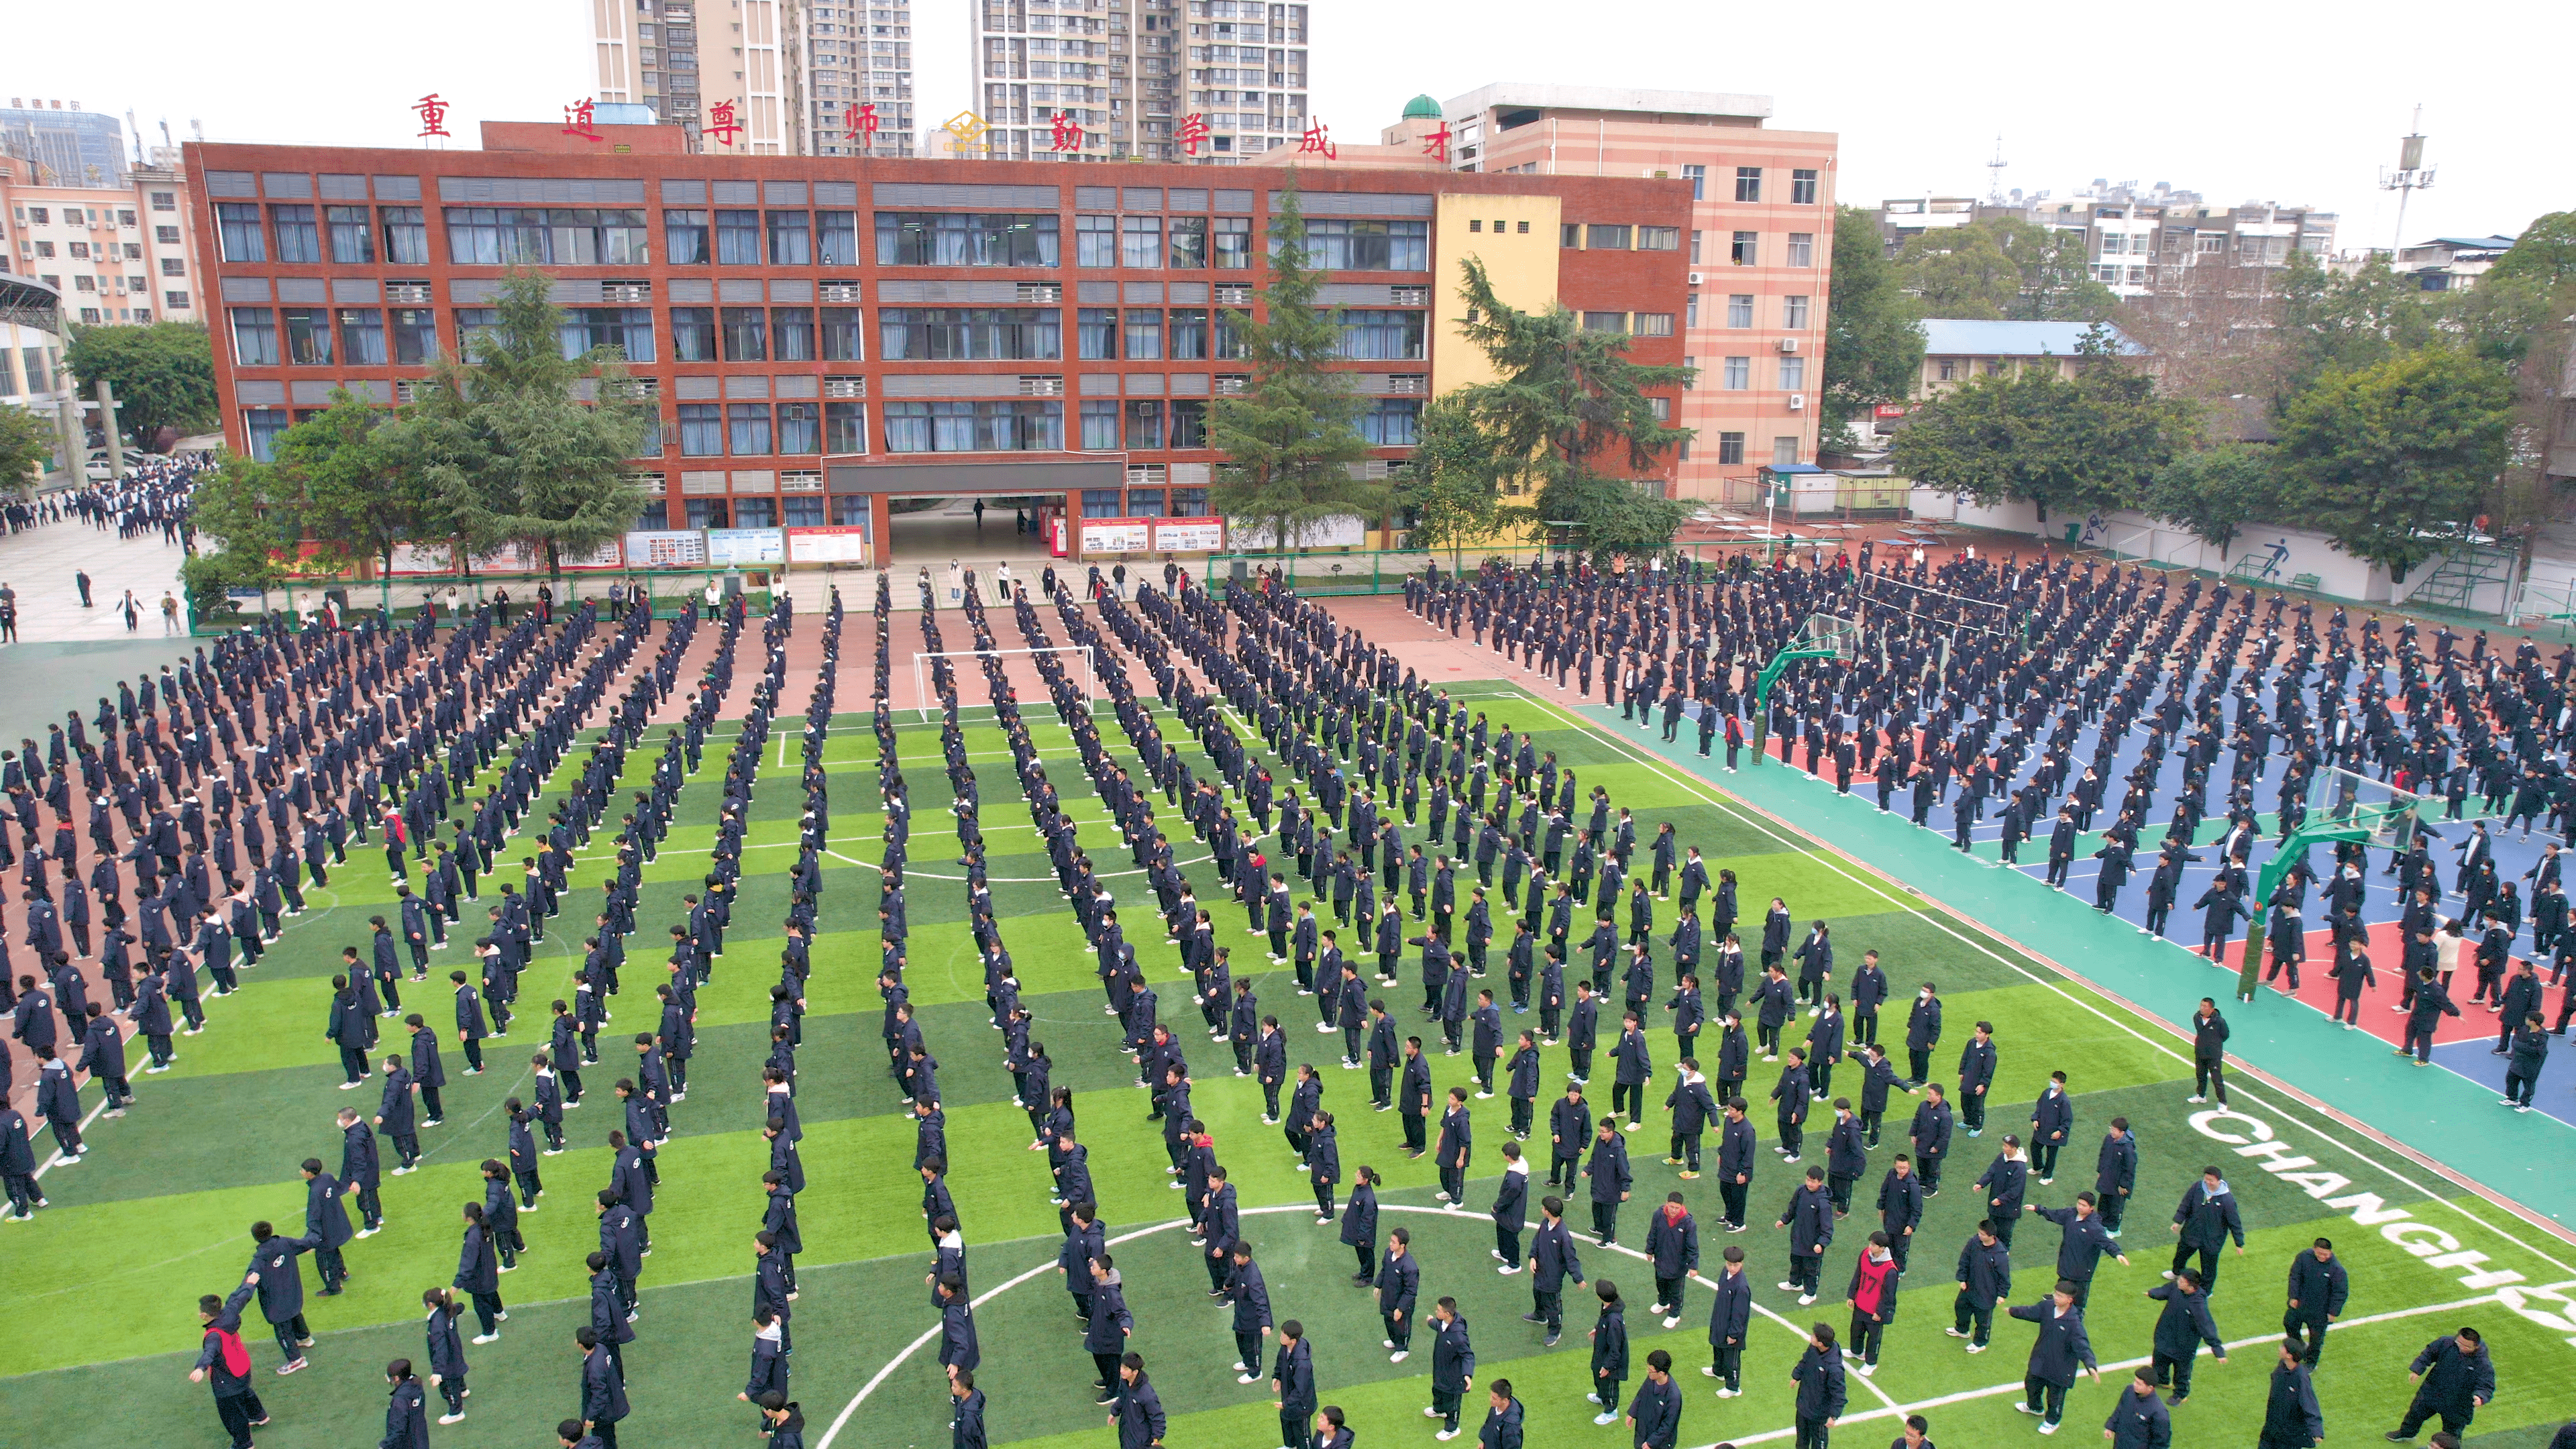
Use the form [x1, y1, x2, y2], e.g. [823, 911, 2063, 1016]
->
[223, 301, 1436, 368]
[1699, 293, 1811, 330]
[1679, 165, 1822, 206]
[241, 391, 1417, 466]
[19, 239, 150, 262]
[1707, 355, 1807, 390]
[211, 202, 1434, 272]
[9, 205, 141, 228]
[1076, 487, 1213, 519]
[1568, 223, 1816, 270]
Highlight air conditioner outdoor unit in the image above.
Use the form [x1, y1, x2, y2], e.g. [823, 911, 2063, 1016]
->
[1686, 271, 1704, 286]
[1786, 393, 1806, 411]
[1777, 337, 1799, 353]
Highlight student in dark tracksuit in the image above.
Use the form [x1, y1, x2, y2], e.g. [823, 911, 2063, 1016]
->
[2388, 1329, 2496, 1441]
[2145, 1271, 2226, 1403]
[2282, 1239, 2347, 1365]
[379, 1360, 430, 1449]
[245, 1221, 318, 1370]
[2008, 1284, 2100, 1428]
[423, 1289, 471, 1422]
[578, 1326, 631, 1448]
[455, 1204, 505, 1339]
[301, 1158, 355, 1294]
[191, 1283, 266, 1449]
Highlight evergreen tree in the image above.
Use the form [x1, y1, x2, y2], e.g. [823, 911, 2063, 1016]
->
[1208, 180, 1383, 549]
[398, 268, 654, 574]
[1449, 256, 1692, 558]
[1820, 204, 1925, 449]
[204, 388, 443, 578]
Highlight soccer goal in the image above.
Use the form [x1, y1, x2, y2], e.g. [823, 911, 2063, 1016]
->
[909, 645, 1097, 725]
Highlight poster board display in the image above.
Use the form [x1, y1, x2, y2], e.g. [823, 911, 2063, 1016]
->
[705, 528, 786, 566]
[624, 529, 710, 568]
[785, 525, 872, 564]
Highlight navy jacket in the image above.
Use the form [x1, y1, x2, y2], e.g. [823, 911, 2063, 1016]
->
[1432, 1311, 1477, 1391]
[1779, 1181, 1833, 1256]
[2147, 1282, 2225, 1361]
[2406, 1336, 2496, 1416]
[2103, 1387, 2173, 1449]
[1955, 1234, 2012, 1308]
[380, 1379, 430, 1449]
[1791, 1343, 1847, 1421]
[1706, 1269, 1751, 1346]
[2008, 1299, 2097, 1387]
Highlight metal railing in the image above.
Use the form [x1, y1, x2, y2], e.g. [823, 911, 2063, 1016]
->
[191, 568, 781, 635]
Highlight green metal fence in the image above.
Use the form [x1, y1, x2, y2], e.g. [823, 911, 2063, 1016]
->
[191, 569, 779, 635]
[1187, 538, 1857, 596]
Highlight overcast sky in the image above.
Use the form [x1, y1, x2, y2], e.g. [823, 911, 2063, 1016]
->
[16, 0, 2564, 248]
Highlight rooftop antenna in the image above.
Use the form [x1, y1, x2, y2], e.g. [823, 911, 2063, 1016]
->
[2378, 104, 2434, 256]
[1984, 134, 2008, 206]
[125, 108, 142, 164]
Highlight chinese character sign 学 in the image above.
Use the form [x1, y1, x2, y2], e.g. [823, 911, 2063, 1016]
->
[1177, 113, 1210, 156]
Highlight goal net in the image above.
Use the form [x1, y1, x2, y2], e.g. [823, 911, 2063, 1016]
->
[910, 645, 1097, 725]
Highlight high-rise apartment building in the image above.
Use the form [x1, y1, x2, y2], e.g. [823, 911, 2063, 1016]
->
[970, 0, 1307, 164]
[589, 0, 818, 155]
[1878, 180, 2339, 302]
[1, 152, 203, 327]
[1404, 84, 1837, 503]
[805, 1, 915, 158]
[1, 101, 129, 186]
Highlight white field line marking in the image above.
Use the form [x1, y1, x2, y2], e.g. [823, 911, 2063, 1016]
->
[1485, 686, 2576, 1274]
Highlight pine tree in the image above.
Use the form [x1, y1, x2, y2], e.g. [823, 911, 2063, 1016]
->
[398, 267, 655, 574]
[1208, 178, 1384, 550]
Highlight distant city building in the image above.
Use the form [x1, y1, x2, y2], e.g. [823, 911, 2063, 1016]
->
[971, 0, 1305, 164]
[0, 100, 129, 186]
[1880, 178, 2337, 302]
[2383, 234, 2518, 291]
[0, 272, 73, 460]
[0, 151, 203, 327]
[1410, 83, 1838, 500]
[590, 0, 914, 157]
[1912, 319, 2139, 396]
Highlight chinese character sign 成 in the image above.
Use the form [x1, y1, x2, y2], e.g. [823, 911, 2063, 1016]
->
[1297, 121, 1336, 160]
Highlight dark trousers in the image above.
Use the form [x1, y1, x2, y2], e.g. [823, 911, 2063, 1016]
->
[419, 1082, 443, 1120]
[2151, 1350, 2198, 1399]
[1672, 1130, 1701, 1172]
[2171, 1241, 2220, 1296]
[1591, 1199, 1619, 1243]
[1432, 1387, 1462, 1432]
[1907, 1049, 1931, 1084]
[1719, 1178, 1748, 1227]
[1656, 1274, 1685, 1320]
[1786, 1251, 1820, 1295]
[462, 1038, 484, 1072]
[270, 1313, 309, 1361]
[354, 1182, 382, 1228]
[2193, 1057, 2227, 1102]
[1281, 1409, 1313, 1449]
[2022, 1375, 2069, 1425]
[1960, 1092, 1985, 1132]
[2031, 1142, 2059, 1179]
[1093, 1351, 1123, 1389]
[3, 1171, 37, 1216]
[339, 1046, 369, 1083]
[2098, 1190, 2127, 1234]
[1794, 1413, 1832, 1449]
[1402, 1112, 1426, 1151]
[438, 1375, 467, 1415]
[1551, 1152, 1580, 1192]
[314, 1244, 346, 1293]
[1383, 1308, 1411, 1350]
[2395, 1397, 2473, 1440]
[2283, 1310, 2330, 1364]
[470, 1289, 502, 1335]
[1711, 1342, 1741, 1390]
[1846, 1309, 1884, 1365]
[1953, 1299, 1993, 1345]
[214, 1390, 266, 1449]
[1496, 1222, 1523, 1266]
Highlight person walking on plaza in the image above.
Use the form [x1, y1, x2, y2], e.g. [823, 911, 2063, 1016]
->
[190, 1282, 267, 1449]
[2145, 1269, 2226, 1405]
[2261, 1338, 2326, 1449]
[74, 570, 92, 607]
[2168, 1167, 2245, 1297]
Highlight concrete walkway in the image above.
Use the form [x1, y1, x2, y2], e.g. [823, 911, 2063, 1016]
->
[0, 519, 189, 643]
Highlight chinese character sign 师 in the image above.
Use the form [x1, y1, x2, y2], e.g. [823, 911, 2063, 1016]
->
[1297, 121, 1336, 160]
[844, 101, 880, 148]
[1177, 113, 1210, 156]
[413, 93, 451, 139]
[706, 99, 746, 148]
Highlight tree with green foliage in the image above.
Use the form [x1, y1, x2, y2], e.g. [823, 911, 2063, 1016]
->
[1208, 180, 1383, 550]
[62, 321, 217, 443]
[1896, 217, 2117, 323]
[206, 388, 444, 578]
[2483, 211, 2576, 288]
[1821, 204, 1924, 450]
[397, 268, 653, 574]
[0, 404, 58, 495]
[1395, 394, 1516, 567]
[2267, 251, 2438, 411]
[2149, 443, 2279, 556]
[2275, 347, 2513, 578]
[1448, 257, 1692, 559]
[1891, 328, 2194, 521]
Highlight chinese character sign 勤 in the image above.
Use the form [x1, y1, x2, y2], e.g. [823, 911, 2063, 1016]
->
[413, 93, 451, 139]
[1049, 110, 1084, 152]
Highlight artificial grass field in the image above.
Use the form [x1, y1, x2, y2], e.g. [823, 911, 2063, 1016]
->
[10, 667, 2576, 1449]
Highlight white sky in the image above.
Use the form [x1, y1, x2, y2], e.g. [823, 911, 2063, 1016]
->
[12, 0, 2565, 248]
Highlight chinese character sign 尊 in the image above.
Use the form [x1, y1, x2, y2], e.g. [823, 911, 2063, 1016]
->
[706, 99, 746, 148]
